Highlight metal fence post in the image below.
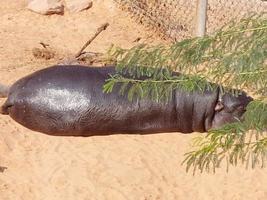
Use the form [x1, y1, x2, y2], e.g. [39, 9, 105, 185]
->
[196, 0, 208, 37]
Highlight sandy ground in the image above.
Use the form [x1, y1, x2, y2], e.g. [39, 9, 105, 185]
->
[0, 1, 267, 200]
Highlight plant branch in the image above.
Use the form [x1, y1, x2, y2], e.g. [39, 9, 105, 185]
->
[75, 22, 109, 58]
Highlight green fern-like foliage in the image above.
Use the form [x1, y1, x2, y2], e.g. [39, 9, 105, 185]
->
[103, 14, 267, 172]
[183, 100, 267, 174]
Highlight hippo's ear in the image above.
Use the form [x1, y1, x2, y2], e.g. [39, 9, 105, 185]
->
[215, 101, 224, 111]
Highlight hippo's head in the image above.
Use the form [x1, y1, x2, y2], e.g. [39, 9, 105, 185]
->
[211, 91, 253, 129]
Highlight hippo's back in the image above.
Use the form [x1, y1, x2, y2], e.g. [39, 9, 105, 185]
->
[4, 65, 177, 136]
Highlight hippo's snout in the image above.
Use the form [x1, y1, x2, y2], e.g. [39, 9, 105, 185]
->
[211, 92, 253, 129]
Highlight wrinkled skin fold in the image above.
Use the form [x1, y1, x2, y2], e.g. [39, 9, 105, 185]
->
[0, 65, 253, 136]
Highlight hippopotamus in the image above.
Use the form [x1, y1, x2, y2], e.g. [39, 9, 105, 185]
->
[0, 65, 252, 136]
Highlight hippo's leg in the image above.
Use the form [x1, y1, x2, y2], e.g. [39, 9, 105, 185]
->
[0, 101, 12, 115]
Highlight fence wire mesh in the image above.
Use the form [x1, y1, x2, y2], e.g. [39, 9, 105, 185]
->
[114, 0, 267, 41]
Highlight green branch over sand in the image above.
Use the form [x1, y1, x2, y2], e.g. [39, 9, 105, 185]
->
[103, 14, 267, 173]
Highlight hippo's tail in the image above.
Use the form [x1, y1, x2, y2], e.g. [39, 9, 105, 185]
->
[0, 83, 9, 98]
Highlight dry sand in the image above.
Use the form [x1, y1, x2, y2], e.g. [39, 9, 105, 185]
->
[0, 1, 267, 200]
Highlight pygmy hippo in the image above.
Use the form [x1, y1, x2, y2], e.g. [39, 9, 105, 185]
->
[0, 65, 252, 136]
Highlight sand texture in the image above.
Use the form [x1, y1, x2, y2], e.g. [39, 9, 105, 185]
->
[0, 1, 267, 200]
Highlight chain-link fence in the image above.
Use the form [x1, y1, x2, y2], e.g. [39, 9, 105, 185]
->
[114, 0, 267, 41]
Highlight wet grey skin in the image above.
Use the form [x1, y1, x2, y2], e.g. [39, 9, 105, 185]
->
[0, 65, 253, 136]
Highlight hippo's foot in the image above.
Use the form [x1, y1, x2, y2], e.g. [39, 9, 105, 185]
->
[0, 102, 12, 115]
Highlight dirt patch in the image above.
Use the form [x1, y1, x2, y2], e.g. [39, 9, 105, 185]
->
[0, 1, 267, 200]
